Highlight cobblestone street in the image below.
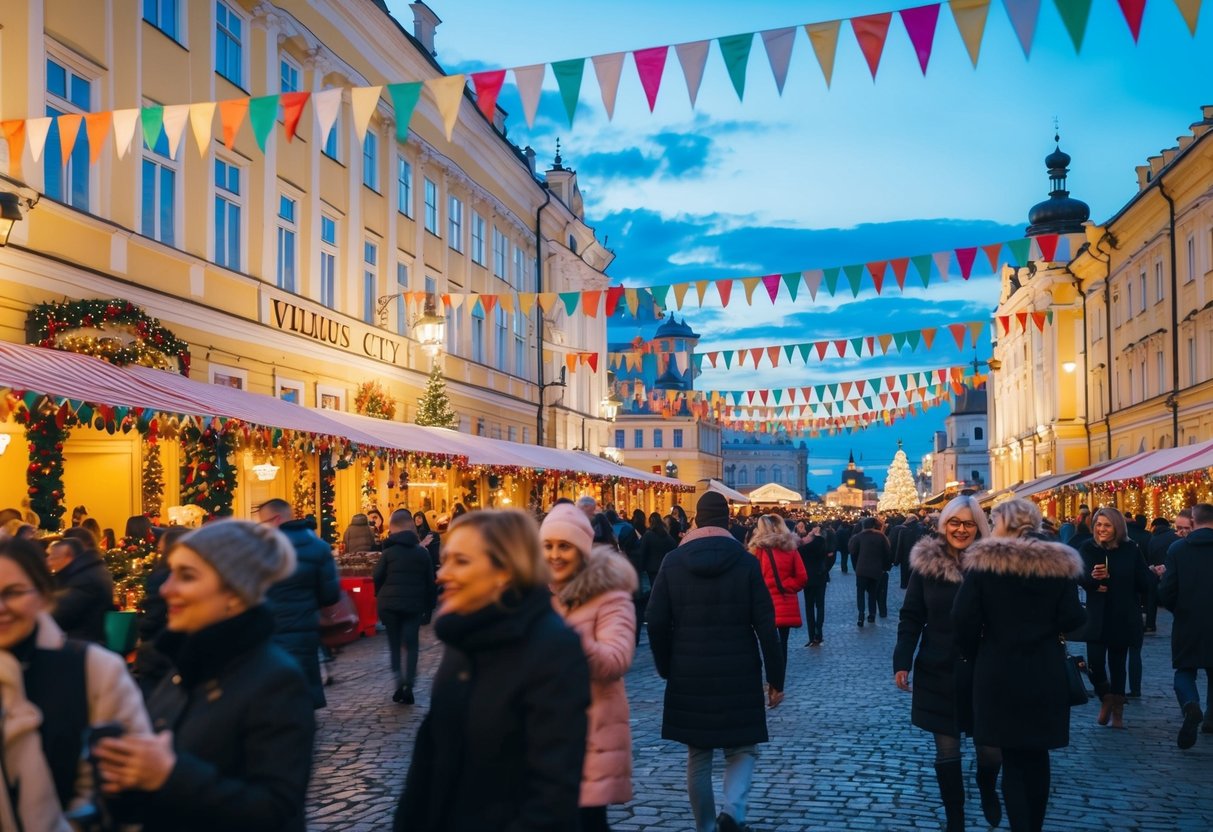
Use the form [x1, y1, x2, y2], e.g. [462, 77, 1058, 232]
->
[308, 568, 1213, 831]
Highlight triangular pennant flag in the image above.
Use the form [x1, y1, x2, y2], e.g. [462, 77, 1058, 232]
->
[1046, 309, 1054, 324]
[998, 315, 1011, 335]
[911, 254, 933, 286]
[248, 94, 279, 151]
[814, 341, 829, 360]
[160, 104, 189, 159]
[933, 250, 951, 282]
[823, 267, 841, 296]
[833, 340, 849, 358]
[498, 293, 515, 314]
[552, 59, 585, 125]
[1054, 0, 1094, 52]
[804, 269, 823, 300]
[781, 272, 800, 301]
[187, 103, 215, 156]
[740, 276, 761, 304]
[694, 280, 710, 307]
[604, 286, 625, 317]
[633, 46, 669, 111]
[649, 285, 671, 309]
[981, 242, 1003, 272]
[2, 120, 25, 176]
[766, 346, 781, 367]
[722, 351, 734, 369]
[843, 264, 864, 297]
[514, 64, 547, 128]
[387, 82, 424, 142]
[948, 323, 967, 349]
[1003, 0, 1042, 56]
[591, 53, 625, 120]
[483, 294, 501, 316]
[950, 0, 992, 67]
[955, 246, 978, 279]
[566, 354, 578, 374]
[83, 111, 112, 164]
[718, 33, 754, 100]
[1007, 237, 1031, 267]
[428, 75, 465, 140]
[559, 292, 580, 316]
[889, 257, 910, 291]
[1031, 311, 1047, 332]
[866, 260, 887, 294]
[760, 27, 796, 94]
[851, 12, 894, 80]
[715, 280, 734, 307]
[877, 333, 894, 354]
[1016, 311, 1029, 331]
[761, 273, 782, 302]
[893, 331, 909, 352]
[900, 4, 942, 74]
[783, 345, 796, 363]
[850, 337, 865, 356]
[581, 290, 601, 318]
[538, 293, 559, 313]
[674, 41, 711, 107]
[1117, 0, 1147, 41]
[906, 330, 922, 351]
[1035, 233, 1059, 261]
[26, 117, 52, 163]
[281, 91, 310, 142]
[797, 343, 812, 363]
[350, 86, 382, 143]
[517, 292, 537, 312]
[470, 71, 506, 123]
[1175, 0, 1202, 35]
[587, 353, 599, 373]
[921, 327, 937, 350]
[218, 98, 248, 148]
[805, 20, 843, 87]
[313, 88, 342, 148]
[139, 106, 164, 153]
[672, 282, 691, 309]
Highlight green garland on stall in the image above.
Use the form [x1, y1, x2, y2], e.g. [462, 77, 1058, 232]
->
[105, 532, 158, 610]
[179, 425, 235, 520]
[290, 445, 315, 520]
[27, 298, 192, 375]
[18, 404, 71, 531]
[319, 461, 337, 544]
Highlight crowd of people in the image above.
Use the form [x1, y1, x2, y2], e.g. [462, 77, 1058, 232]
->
[1, 489, 1211, 832]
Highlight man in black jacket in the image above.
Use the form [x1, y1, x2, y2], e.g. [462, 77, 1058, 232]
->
[849, 517, 892, 625]
[46, 536, 114, 643]
[373, 509, 437, 704]
[835, 520, 853, 573]
[1146, 517, 1180, 633]
[893, 513, 926, 590]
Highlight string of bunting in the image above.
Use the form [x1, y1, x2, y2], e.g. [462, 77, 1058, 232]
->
[697, 364, 977, 407]
[718, 388, 961, 437]
[1, 1, 1199, 175]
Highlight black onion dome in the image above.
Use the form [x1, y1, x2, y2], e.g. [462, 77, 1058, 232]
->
[1026, 135, 1089, 238]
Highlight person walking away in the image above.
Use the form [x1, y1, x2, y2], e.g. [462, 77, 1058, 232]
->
[44, 536, 114, 644]
[1077, 507, 1155, 728]
[541, 504, 637, 832]
[952, 498, 1086, 832]
[835, 520, 853, 574]
[96, 521, 315, 832]
[850, 518, 892, 626]
[895, 496, 998, 831]
[1157, 502, 1213, 749]
[748, 514, 808, 663]
[342, 513, 379, 554]
[647, 492, 785, 832]
[374, 510, 436, 705]
[1145, 516, 1178, 634]
[893, 513, 927, 590]
[256, 499, 340, 709]
[640, 513, 676, 589]
[798, 524, 834, 646]
[395, 510, 589, 831]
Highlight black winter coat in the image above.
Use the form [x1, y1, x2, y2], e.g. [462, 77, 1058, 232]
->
[123, 606, 315, 832]
[1147, 529, 1179, 566]
[396, 587, 589, 832]
[51, 550, 114, 643]
[374, 530, 436, 615]
[849, 529, 892, 580]
[893, 521, 927, 568]
[1077, 539, 1154, 648]
[953, 537, 1086, 750]
[1157, 527, 1213, 669]
[834, 525, 852, 556]
[646, 528, 785, 749]
[639, 528, 677, 577]
[893, 537, 965, 736]
[798, 535, 834, 587]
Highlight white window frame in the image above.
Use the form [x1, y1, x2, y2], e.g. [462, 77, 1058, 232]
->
[279, 54, 301, 94]
[274, 374, 305, 405]
[316, 383, 346, 411]
[1186, 235, 1196, 283]
[1138, 272, 1146, 313]
[362, 130, 379, 192]
[322, 111, 340, 160]
[140, 128, 180, 246]
[44, 48, 97, 211]
[492, 227, 508, 278]
[215, 0, 247, 89]
[471, 304, 486, 364]
[424, 178, 439, 235]
[471, 212, 486, 266]
[1157, 350, 1165, 396]
[397, 156, 413, 217]
[494, 306, 508, 371]
[1188, 336, 1197, 386]
[513, 308, 526, 378]
[395, 260, 409, 336]
[213, 155, 245, 271]
[448, 195, 464, 252]
[513, 245, 525, 290]
[276, 192, 299, 292]
[1126, 281, 1133, 320]
[1155, 261, 1164, 304]
[209, 363, 248, 390]
[319, 213, 338, 309]
[143, 0, 184, 44]
[363, 239, 379, 324]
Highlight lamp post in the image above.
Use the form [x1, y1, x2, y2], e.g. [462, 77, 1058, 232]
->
[0, 185, 37, 247]
[376, 293, 447, 357]
[536, 366, 567, 446]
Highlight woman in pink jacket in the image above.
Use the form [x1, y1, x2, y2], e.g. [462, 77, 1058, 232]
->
[540, 503, 637, 832]
[748, 514, 809, 664]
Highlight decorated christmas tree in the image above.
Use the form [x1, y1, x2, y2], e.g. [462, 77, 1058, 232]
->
[141, 440, 164, 519]
[179, 426, 235, 520]
[415, 363, 457, 428]
[878, 441, 921, 512]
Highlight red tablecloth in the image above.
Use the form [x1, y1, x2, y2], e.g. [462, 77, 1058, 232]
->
[339, 576, 378, 637]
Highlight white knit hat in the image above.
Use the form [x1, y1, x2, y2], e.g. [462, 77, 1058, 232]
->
[177, 520, 296, 606]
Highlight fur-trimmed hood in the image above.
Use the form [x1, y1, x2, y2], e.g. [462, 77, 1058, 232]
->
[961, 536, 1083, 580]
[909, 535, 963, 584]
[556, 544, 638, 608]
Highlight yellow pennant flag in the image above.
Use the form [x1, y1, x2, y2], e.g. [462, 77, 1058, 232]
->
[805, 20, 842, 87]
[538, 293, 559, 313]
[1176, 0, 1202, 36]
[877, 333, 894, 354]
[624, 288, 640, 317]
[350, 86, 383, 144]
[427, 75, 466, 140]
[498, 293, 515, 314]
[740, 276, 762, 304]
[516, 292, 537, 312]
[565, 353, 578, 373]
[672, 282, 691, 310]
[694, 280, 710, 307]
[950, 0, 991, 67]
[189, 102, 216, 157]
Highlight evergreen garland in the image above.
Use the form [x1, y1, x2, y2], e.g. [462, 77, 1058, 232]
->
[179, 425, 235, 520]
[141, 440, 164, 519]
[18, 405, 71, 531]
[27, 298, 191, 375]
[290, 445, 315, 519]
[105, 531, 157, 609]
[318, 460, 337, 544]
[415, 364, 458, 428]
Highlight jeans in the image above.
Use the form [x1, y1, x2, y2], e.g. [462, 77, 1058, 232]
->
[804, 584, 826, 642]
[1087, 642, 1129, 697]
[380, 609, 422, 688]
[686, 745, 758, 832]
[856, 577, 879, 619]
[1174, 668, 1213, 709]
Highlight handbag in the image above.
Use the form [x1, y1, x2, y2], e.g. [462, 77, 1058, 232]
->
[1060, 636, 1091, 706]
[764, 548, 788, 594]
[319, 590, 361, 648]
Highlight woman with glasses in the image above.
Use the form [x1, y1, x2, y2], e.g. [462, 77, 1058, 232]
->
[953, 498, 1086, 832]
[1077, 506, 1155, 729]
[894, 495, 999, 831]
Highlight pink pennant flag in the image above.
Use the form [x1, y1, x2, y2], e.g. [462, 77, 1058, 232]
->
[1002, 0, 1041, 57]
[1117, 0, 1147, 42]
[513, 65, 546, 127]
[592, 53, 625, 120]
[955, 246, 978, 280]
[675, 41, 710, 106]
[900, 4, 941, 74]
[760, 27, 797, 95]
[633, 46, 669, 111]
[933, 250, 951, 282]
[851, 12, 894, 80]
[761, 274, 781, 302]
[471, 70, 507, 123]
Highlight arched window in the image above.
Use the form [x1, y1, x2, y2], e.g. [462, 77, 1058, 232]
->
[974, 427, 983, 440]
[738, 467, 749, 485]
[755, 465, 767, 483]
[771, 465, 782, 484]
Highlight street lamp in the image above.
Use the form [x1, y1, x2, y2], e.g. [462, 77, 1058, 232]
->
[0, 191, 29, 246]
[376, 293, 447, 357]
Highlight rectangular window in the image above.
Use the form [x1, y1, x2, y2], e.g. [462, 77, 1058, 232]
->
[514, 308, 526, 378]
[363, 241, 378, 324]
[508, 426, 518, 442]
[492, 228, 508, 278]
[275, 194, 297, 292]
[1138, 272, 1147, 313]
[513, 245, 525, 289]
[279, 58, 300, 94]
[1157, 350, 1165, 396]
[471, 305, 485, 363]
[1126, 282, 1133, 320]
[215, 1, 243, 87]
[395, 262, 409, 336]
[140, 129, 176, 246]
[213, 158, 242, 269]
[615, 429, 625, 449]
[1187, 236, 1196, 283]
[143, 0, 179, 40]
[471, 213, 486, 265]
[1188, 336, 1197, 386]
[634, 429, 644, 449]
[362, 132, 378, 191]
[424, 178, 439, 234]
[44, 58, 92, 210]
[448, 196, 464, 252]
[673, 428, 684, 448]
[322, 112, 339, 160]
[1140, 360, 1147, 401]
[494, 307, 508, 371]
[1155, 262, 1164, 303]
[653, 429, 663, 448]
[320, 215, 337, 309]
[396, 156, 412, 216]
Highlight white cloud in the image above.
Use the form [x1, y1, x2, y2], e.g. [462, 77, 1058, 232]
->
[668, 247, 721, 266]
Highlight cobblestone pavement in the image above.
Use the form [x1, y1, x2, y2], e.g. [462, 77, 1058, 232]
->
[308, 568, 1213, 831]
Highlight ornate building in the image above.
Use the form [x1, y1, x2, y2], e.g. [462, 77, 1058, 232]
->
[931, 387, 989, 494]
[823, 451, 878, 510]
[721, 433, 809, 497]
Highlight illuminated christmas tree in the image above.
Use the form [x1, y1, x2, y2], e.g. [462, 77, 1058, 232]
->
[415, 363, 457, 428]
[141, 441, 164, 519]
[878, 441, 920, 512]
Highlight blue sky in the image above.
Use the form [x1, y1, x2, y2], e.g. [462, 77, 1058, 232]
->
[387, 0, 1211, 493]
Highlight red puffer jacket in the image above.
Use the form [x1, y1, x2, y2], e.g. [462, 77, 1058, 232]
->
[754, 547, 809, 627]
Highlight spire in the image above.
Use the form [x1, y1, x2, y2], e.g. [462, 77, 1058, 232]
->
[1026, 126, 1089, 238]
[847, 449, 855, 466]
[552, 137, 565, 171]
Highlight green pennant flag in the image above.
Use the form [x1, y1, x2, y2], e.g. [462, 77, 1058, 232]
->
[864, 396, 874, 410]
[248, 94, 279, 151]
[552, 58, 585, 125]
[1046, 309, 1054, 324]
[718, 33, 755, 101]
[899, 373, 910, 390]
[387, 82, 424, 142]
[783, 344, 796, 362]
[1006, 238, 1031, 268]
[772, 389, 783, 405]
[650, 285, 671, 308]
[559, 292, 580, 315]
[814, 384, 825, 401]
[797, 343, 812, 363]
[272, 427, 283, 446]
[905, 330, 921, 351]
[827, 382, 839, 400]
[843, 264, 864, 297]
[782, 272, 800, 301]
[692, 353, 705, 370]
[140, 105, 165, 151]
[911, 254, 933, 287]
[723, 351, 734, 369]
[823, 267, 841, 296]
[1054, 0, 1093, 53]
[892, 331, 908, 352]
[77, 403, 93, 423]
[850, 337, 864, 356]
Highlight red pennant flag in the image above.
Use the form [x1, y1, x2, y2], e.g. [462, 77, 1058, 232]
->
[761, 274, 781, 302]
[281, 91, 310, 141]
[852, 13, 894, 79]
[955, 246, 978, 280]
[582, 290, 601, 317]
[471, 70, 507, 122]
[1015, 311, 1029, 331]
[706, 352, 719, 368]
[766, 346, 781, 367]
[1117, 0, 1146, 42]
[833, 339, 849, 358]
[921, 327, 936, 350]
[1035, 233, 1059, 261]
[1031, 311, 1047, 332]
[947, 323, 967, 349]
[891, 391, 901, 406]
[716, 280, 734, 307]
[998, 314, 1011, 335]
[981, 243, 1003, 272]
[867, 260, 887, 294]
[605, 286, 625, 317]
[840, 381, 853, 399]
[586, 352, 599, 372]
[747, 390, 758, 404]
[749, 348, 764, 367]
[890, 257, 910, 290]
[814, 341, 829, 360]
[633, 46, 669, 111]
[479, 294, 498, 316]
[759, 390, 770, 405]
[864, 336, 875, 356]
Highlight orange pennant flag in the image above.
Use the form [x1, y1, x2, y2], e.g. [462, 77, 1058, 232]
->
[981, 242, 1002, 272]
[694, 280, 710, 307]
[218, 98, 249, 149]
[766, 346, 781, 367]
[1015, 311, 1029, 331]
[1, 120, 25, 177]
[83, 111, 112, 164]
[582, 290, 601, 317]
[921, 327, 937, 350]
[967, 320, 985, 346]
[1030, 311, 1046, 332]
[749, 348, 764, 367]
[740, 276, 762, 304]
[538, 293, 559, 313]
[565, 354, 578, 373]
[57, 114, 84, 164]
[480, 294, 498, 316]
[877, 333, 894, 354]
[947, 323, 967, 349]
[281, 91, 311, 141]
[517, 292, 536, 312]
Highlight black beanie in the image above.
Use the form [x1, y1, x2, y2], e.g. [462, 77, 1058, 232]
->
[695, 491, 730, 529]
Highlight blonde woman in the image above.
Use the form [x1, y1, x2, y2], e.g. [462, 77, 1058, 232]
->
[748, 514, 808, 663]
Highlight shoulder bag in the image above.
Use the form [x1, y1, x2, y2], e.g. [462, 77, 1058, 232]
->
[764, 548, 788, 595]
[1060, 636, 1091, 706]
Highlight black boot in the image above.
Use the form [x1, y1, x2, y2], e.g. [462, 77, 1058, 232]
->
[976, 763, 1002, 827]
[934, 760, 965, 832]
[1178, 702, 1203, 749]
[392, 685, 405, 703]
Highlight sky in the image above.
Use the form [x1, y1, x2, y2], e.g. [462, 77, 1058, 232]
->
[387, 0, 1212, 493]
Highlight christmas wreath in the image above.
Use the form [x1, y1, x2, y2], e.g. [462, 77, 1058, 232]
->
[354, 380, 397, 420]
[27, 299, 191, 375]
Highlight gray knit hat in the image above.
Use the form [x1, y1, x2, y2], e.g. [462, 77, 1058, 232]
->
[177, 520, 296, 606]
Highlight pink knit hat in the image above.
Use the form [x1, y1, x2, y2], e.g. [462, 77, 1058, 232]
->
[539, 503, 595, 557]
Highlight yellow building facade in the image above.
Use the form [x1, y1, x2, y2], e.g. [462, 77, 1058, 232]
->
[0, 0, 612, 531]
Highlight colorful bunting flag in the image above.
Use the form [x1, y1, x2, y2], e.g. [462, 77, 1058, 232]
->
[950, 0, 992, 67]
[514, 64, 546, 127]
[851, 12, 894, 79]
[26, 117, 52, 163]
[1003, 0, 1042, 56]
[552, 59, 585, 125]
[281, 91, 310, 142]
[633, 46, 669, 111]
[350, 86, 382, 143]
[718, 33, 754, 100]
[1175, 0, 1202, 36]
[1116, 0, 1147, 42]
[248, 94, 279, 151]
[470, 71, 506, 123]
[900, 4, 942, 74]
[1054, 0, 1094, 53]
[83, 111, 112, 164]
[428, 75, 466, 140]
[313, 88, 342, 147]
[218, 98, 248, 149]
[591, 53, 625, 119]
[805, 20, 843, 87]
[761, 27, 797, 94]
[388, 82, 424, 142]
